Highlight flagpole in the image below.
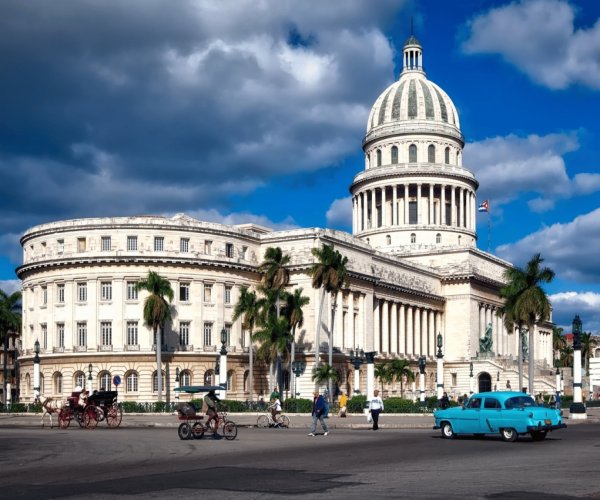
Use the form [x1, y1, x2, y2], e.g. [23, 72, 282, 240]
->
[487, 211, 491, 253]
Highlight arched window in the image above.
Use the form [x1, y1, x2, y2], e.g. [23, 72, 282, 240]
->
[180, 370, 192, 387]
[436, 233, 441, 244]
[386, 235, 391, 245]
[391, 146, 398, 164]
[53, 372, 63, 394]
[74, 371, 85, 390]
[99, 371, 111, 391]
[444, 147, 450, 164]
[126, 372, 139, 393]
[456, 151, 460, 165]
[410, 233, 416, 243]
[428, 144, 435, 163]
[409, 144, 417, 163]
[204, 369, 215, 386]
[152, 371, 165, 392]
[376, 149, 382, 166]
[227, 370, 235, 391]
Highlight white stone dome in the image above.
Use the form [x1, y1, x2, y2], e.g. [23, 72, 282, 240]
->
[364, 36, 463, 147]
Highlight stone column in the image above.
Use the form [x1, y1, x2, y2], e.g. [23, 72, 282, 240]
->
[392, 184, 398, 226]
[451, 186, 456, 227]
[404, 184, 410, 224]
[352, 197, 356, 233]
[382, 300, 389, 354]
[371, 189, 376, 229]
[428, 184, 434, 225]
[373, 298, 380, 353]
[441, 184, 446, 225]
[390, 302, 398, 354]
[417, 183, 422, 224]
[414, 306, 421, 356]
[347, 292, 354, 350]
[366, 352, 376, 400]
[362, 192, 367, 232]
[381, 186, 387, 227]
[399, 303, 406, 355]
[428, 309, 435, 358]
[406, 305, 414, 355]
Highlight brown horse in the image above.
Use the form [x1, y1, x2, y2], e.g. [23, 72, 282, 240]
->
[36, 395, 61, 428]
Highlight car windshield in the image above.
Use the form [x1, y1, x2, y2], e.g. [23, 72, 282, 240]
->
[504, 396, 535, 409]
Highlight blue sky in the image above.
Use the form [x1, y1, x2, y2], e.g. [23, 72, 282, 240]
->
[1, 0, 600, 333]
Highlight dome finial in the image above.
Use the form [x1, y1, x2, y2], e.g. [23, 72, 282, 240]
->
[402, 28, 424, 75]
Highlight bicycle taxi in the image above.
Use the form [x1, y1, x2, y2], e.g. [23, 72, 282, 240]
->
[174, 385, 238, 440]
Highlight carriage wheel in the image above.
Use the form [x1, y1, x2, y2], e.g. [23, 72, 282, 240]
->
[178, 423, 193, 440]
[83, 406, 99, 429]
[76, 409, 86, 428]
[222, 421, 238, 440]
[58, 408, 70, 429]
[106, 405, 123, 428]
[192, 422, 205, 439]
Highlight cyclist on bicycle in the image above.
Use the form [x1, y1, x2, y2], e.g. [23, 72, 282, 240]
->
[204, 390, 220, 430]
[269, 396, 282, 426]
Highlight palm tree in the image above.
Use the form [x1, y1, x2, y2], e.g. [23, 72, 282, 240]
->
[282, 288, 310, 396]
[559, 344, 573, 368]
[252, 315, 293, 389]
[374, 362, 390, 392]
[135, 271, 174, 401]
[311, 363, 339, 395]
[232, 286, 260, 403]
[1, 289, 22, 404]
[581, 332, 599, 372]
[553, 327, 566, 366]
[499, 253, 554, 394]
[387, 358, 414, 398]
[308, 243, 348, 399]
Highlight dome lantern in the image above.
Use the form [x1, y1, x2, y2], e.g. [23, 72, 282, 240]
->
[402, 34, 424, 75]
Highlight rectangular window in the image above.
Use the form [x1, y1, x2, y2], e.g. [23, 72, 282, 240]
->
[100, 321, 112, 346]
[224, 323, 231, 345]
[41, 324, 47, 349]
[154, 236, 164, 252]
[57, 239, 64, 254]
[126, 321, 138, 346]
[127, 236, 138, 251]
[179, 322, 190, 346]
[42, 286, 48, 305]
[225, 243, 234, 258]
[179, 282, 190, 302]
[203, 322, 212, 346]
[180, 238, 189, 253]
[224, 286, 232, 305]
[127, 281, 138, 301]
[77, 237, 86, 252]
[57, 323, 65, 348]
[204, 284, 212, 303]
[57, 284, 65, 303]
[77, 322, 87, 347]
[408, 201, 417, 225]
[101, 281, 112, 301]
[101, 236, 111, 251]
[204, 240, 212, 255]
[41, 242, 46, 256]
[77, 282, 87, 302]
[126, 373, 138, 392]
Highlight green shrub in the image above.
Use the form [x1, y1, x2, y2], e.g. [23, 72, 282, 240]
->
[384, 397, 420, 413]
[347, 395, 367, 413]
[283, 398, 312, 413]
[121, 401, 144, 413]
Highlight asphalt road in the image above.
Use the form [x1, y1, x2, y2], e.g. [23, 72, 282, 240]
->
[1, 424, 599, 499]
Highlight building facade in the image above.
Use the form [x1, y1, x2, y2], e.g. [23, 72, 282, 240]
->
[16, 36, 556, 403]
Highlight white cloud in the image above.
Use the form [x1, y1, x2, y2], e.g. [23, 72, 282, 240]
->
[496, 207, 600, 283]
[326, 197, 352, 228]
[462, 0, 600, 90]
[181, 209, 299, 231]
[0, 280, 21, 295]
[549, 291, 600, 334]
[464, 132, 600, 212]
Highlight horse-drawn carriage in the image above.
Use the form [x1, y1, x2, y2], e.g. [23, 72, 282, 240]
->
[174, 385, 237, 440]
[57, 390, 122, 429]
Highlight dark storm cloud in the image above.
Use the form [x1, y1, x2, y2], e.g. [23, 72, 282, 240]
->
[0, 0, 404, 256]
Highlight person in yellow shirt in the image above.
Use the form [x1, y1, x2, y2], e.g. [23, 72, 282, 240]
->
[338, 391, 348, 417]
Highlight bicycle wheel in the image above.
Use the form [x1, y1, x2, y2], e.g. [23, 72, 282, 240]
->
[106, 405, 123, 428]
[257, 415, 269, 428]
[192, 422, 205, 439]
[58, 408, 70, 429]
[222, 421, 238, 440]
[278, 415, 290, 428]
[178, 422, 192, 440]
[83, 406, 99, 429]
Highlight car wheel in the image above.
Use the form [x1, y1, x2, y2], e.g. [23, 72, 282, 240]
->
[501, 428, 518, 442]
[530, 430, 547, 441]
[441, 422, 454, 439]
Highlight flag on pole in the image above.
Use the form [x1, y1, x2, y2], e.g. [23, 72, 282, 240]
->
[478, 200, 489, 213]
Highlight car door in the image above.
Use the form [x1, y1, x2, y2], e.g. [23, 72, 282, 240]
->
[455, 396, 482, 433]
[480, 397, 502, 433]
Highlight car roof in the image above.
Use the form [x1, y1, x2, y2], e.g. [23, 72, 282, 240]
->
[470, 391, 531, 400]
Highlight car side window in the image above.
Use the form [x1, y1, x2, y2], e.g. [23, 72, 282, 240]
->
[468, 398, 482, 409]
[484, 398, 501, 409]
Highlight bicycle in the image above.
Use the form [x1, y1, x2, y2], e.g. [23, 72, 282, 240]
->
[178, 406, 238, 440]
[256, 412, 290, 428]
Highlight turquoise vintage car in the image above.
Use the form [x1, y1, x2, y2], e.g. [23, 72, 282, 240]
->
[433, 391, 566, 442]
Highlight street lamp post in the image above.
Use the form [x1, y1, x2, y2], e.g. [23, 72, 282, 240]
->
[175, 367, 180, 402]
[365, 351, 376, 400]
[418, 357, 426, 405]
[349, 349, 365, 395]
[219, 328, 228, 399]
[570, 315, 587, 419]
[33, 340, 40, 401]
[87, 363, 93, 392]
[291, 360, 304, 397]
[469, 362, 474, 394]
[436, 332, 444, 399]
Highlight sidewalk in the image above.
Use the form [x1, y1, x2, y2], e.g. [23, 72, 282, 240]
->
[2, 408, 599, 429]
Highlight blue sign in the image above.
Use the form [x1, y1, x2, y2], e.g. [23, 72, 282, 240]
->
[113, 375, 121, 386]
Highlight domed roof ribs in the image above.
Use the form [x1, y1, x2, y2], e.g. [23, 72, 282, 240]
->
[434, 87, 448, 123]
[391, 81, 406, 120]
[378, 87, 394, 126]
[408, 80, 417, 118]
[419, 80, 435, 119]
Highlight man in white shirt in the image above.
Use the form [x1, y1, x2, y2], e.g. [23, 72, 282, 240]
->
[369, 389, 384, 430]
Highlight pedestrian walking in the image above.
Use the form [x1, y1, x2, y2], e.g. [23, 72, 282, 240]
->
[308, 390, 329, 436]
[338, 391, 348, 417]
[369, 389, 384, 430]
